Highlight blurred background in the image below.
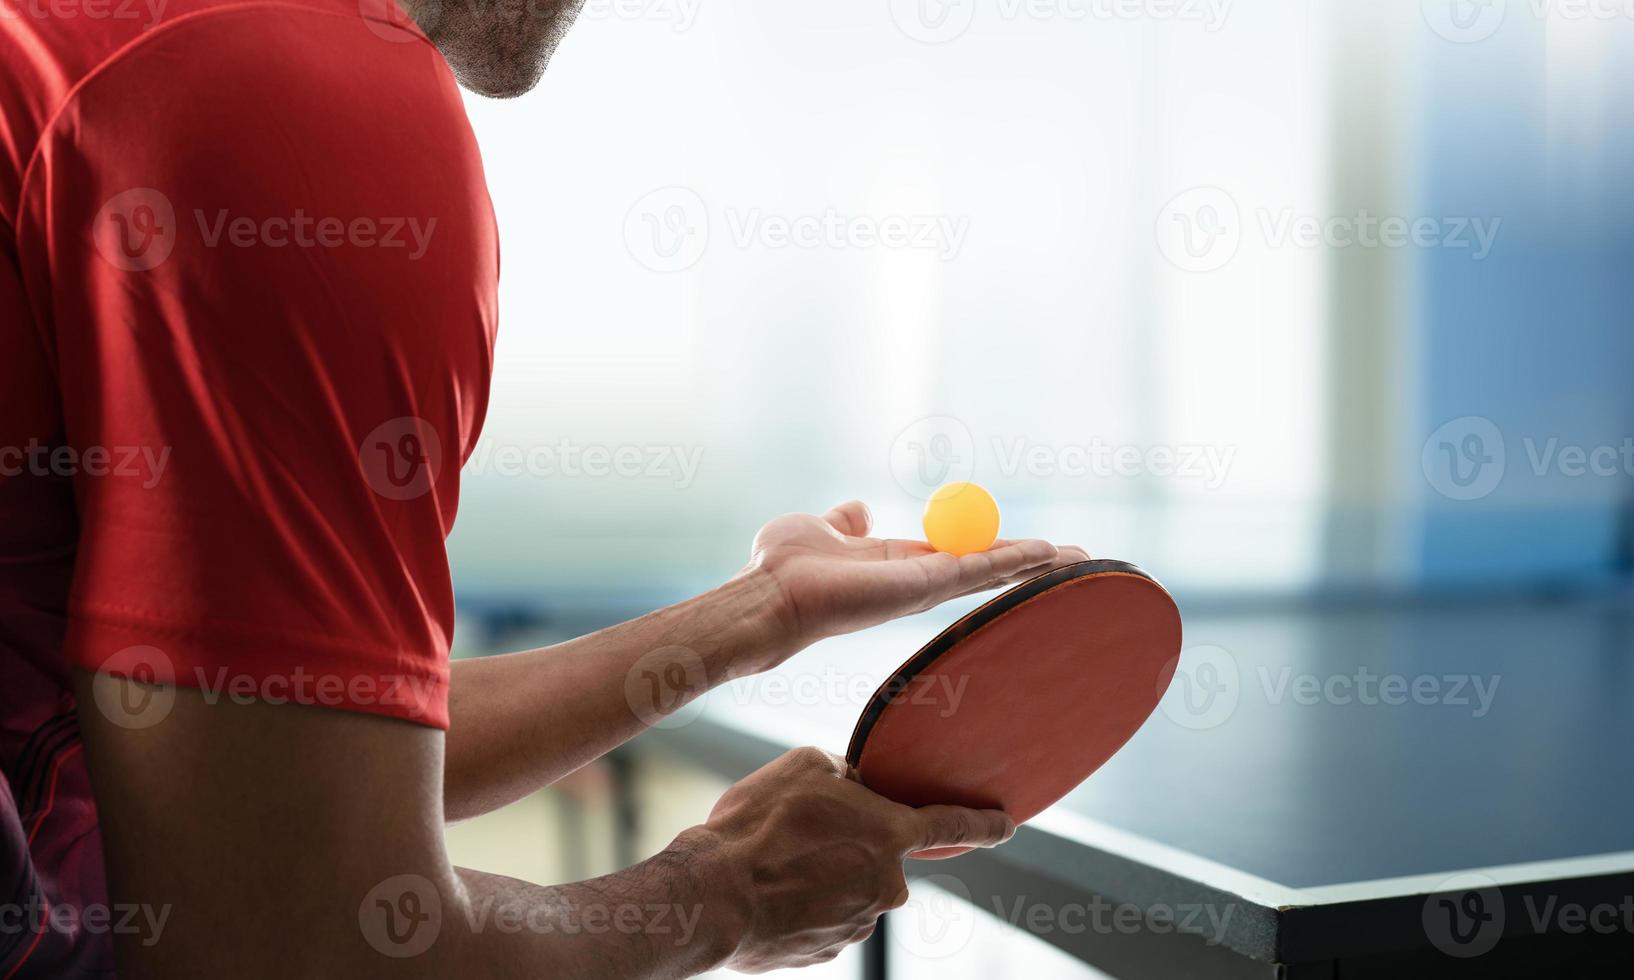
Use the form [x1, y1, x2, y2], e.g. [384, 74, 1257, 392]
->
[440, 1, 1634, 977]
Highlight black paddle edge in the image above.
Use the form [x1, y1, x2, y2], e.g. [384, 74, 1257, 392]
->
[844, 558, 1166, 769]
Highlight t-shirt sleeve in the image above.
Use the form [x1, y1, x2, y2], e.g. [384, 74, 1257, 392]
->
[15, 7, 499, 728]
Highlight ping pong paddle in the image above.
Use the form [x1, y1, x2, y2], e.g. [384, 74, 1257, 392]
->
[845, 559, 1181, 859]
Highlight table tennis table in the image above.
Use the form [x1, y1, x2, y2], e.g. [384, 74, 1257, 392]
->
[634, 593, 1634, 978]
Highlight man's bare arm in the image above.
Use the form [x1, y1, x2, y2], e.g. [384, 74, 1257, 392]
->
[445, 572, 787, 822]
[446, 502, 1085, 822]
[78, 671, 1010, 977]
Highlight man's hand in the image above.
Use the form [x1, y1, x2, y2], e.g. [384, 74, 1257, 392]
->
[744, 500, 1088, 669]
[689, 747, 1013, 972]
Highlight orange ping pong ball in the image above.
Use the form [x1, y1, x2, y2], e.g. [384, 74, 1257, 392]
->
[922, 482, 1001, 557]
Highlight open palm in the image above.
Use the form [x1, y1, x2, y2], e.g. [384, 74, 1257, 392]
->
[747, 500, 1089, 654]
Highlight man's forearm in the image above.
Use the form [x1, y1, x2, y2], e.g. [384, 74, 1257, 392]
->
[445, 571, 793, 821]
[447, 828, 744, 980]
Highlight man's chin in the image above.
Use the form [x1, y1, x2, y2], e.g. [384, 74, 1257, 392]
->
[447, 55, 548, 100]
[421, 1, 574, 100]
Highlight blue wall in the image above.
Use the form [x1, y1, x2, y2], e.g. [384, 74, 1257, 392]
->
[1411, 20, 1634, 587]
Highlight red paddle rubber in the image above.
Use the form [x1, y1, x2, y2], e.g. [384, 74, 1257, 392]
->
[846, 560, 1181, 859]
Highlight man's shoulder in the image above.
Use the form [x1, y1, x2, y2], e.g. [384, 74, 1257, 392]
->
[1, 0, 464, 229]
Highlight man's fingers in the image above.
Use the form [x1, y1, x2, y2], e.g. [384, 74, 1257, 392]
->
[954, 539, 1056, 588]
[897, 538, 1059, 602]
[822, 500, 874, 538]
[943, 541, 1088, 598]
[985, 538, 1067, 563]
[905, 805, 1015, 853]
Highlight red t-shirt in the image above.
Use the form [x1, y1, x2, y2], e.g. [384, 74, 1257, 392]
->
[0, 0, 498, 972]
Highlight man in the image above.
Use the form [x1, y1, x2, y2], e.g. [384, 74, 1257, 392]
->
[0, 0, 1084, 974]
